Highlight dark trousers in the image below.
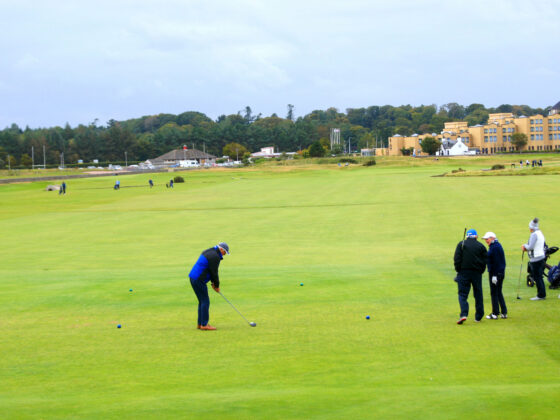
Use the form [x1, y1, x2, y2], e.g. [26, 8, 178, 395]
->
[190, 277, 210, 326]
[488, 273, 507, 315]
[457, 270, 484, 321]
[530, 259, 546, 298]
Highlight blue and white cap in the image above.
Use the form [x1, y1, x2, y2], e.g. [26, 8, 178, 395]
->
[466, 229, 477, 238]
[218, 242, 230, 254]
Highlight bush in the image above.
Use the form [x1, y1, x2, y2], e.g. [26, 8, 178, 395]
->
[362, 159, 376, 166]
[173, 176, 185, 183]
[451, 168, 465, 174]
[339, 158, 357, 164]
[491, 164, 505, 170]
[316, 158, 337, 164]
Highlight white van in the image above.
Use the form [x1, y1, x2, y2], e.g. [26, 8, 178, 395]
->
[179, 160, 200, 168]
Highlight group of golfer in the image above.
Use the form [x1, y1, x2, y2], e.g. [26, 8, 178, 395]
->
[188, 218, 550, 330]
[454, 217, 548, 325]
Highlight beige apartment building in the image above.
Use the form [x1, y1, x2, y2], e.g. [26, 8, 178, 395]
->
[388, 102, 560, 156]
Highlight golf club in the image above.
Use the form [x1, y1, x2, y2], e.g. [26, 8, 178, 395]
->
[453, 228, 467, 283]
[218, 291, 256, 327]
[517, 250, 525, 299]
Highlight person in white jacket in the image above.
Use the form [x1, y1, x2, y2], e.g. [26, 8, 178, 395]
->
[522, 218, 546, 300]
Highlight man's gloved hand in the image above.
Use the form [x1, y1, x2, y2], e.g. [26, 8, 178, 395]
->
[492, 276, 498, 285]
[212, 285, 220, 293]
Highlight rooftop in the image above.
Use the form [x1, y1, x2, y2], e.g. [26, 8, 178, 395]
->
[153, 148, 216, 162]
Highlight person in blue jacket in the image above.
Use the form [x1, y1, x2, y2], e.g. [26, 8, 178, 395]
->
[482, 232, 507, 319]
[189, 242, 230, 330]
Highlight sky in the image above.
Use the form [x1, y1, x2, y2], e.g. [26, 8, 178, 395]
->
[1, 0, 559, 129]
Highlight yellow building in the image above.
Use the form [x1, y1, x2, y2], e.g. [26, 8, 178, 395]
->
[388, 102, 560, 155]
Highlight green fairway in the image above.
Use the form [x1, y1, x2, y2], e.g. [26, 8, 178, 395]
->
[1, 159, 559, 419]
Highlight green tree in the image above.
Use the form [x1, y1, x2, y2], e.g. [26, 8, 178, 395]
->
[331, 144, 343, 155]
[20, 153, 32, 167]
[440, 103, 466, 120]
[511, 133, 528, 152]
[308, 141, 325, 157]
[465, 108, 489, 126]
[420, 136, 441, 155]
[286, 104, 294, 121]
[223, 142, 248, 160]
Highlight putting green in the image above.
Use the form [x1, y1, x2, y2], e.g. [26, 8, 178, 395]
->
[1, 158, 559, 419]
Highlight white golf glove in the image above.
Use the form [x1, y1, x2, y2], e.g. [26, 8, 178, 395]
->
[492, 276, 498, 285]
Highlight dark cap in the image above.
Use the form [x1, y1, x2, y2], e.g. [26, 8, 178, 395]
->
[218, 242, 230, 254]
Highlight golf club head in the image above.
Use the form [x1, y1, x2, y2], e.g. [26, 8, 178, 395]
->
[250, 322, 256, 327]
[517, 296, 522, 300]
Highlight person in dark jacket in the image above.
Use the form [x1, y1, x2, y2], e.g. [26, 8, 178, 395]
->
[188, 242, 230, 330]
[482, 232, 507, 319]
[454, 229, 487, 324]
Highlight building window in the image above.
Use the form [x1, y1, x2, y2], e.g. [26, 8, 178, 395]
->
[530, 120, 534, 124]
[484, 136, 488, 142]
[530, 127, 534, 132]
[484, 129, 488, 133]
[531, 135, 534, 140]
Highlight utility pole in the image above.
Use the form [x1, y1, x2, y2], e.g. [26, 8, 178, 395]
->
[32, 146, 35, 169]
[43, 145, 46, 168]
[7, 155, 10, 170]
[125, 151, 128, 167]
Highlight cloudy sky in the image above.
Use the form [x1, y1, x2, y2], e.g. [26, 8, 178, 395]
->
[1, 0, 559, 128]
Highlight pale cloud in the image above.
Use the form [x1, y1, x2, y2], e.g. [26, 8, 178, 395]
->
[0, 0, 559, 128]
[14, 53, 41, 70]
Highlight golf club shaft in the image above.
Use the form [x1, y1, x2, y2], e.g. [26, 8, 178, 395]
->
[218, 291, 251, 324]
[517, 251, 524, 297]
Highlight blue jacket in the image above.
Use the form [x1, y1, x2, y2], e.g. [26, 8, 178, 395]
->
[487, 240, 506, 276]
[189, 246, 223, 287]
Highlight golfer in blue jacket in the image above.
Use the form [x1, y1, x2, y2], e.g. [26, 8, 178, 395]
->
[189, 242, 229, 330]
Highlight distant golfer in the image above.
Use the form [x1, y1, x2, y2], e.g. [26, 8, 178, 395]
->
[482, 232, 507, 319]
[169, 179, 174, 188]
[522, 218, 546, 300]
[454, 229, 487, 324]
[189, 242, 230, 330]
[149, 179, 153, 188]
[114, 179, 120, 190]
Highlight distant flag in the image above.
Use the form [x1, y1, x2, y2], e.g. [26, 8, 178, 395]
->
[183, 145, 187, 150]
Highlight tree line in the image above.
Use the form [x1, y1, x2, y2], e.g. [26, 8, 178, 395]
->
[0, 103, 551, 167]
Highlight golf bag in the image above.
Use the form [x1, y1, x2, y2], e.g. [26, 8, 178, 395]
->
[527, 244, 558, 287]
[547, 264, 560, 289]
